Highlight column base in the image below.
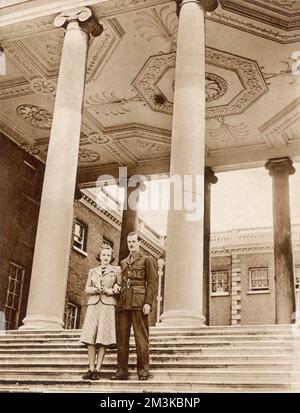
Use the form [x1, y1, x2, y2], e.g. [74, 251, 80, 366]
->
[291, 310, 300, 336]
[160, 310, 206, 327]
[19, 314, 64, 330]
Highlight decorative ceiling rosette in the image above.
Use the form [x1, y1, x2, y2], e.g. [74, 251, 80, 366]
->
[78, 148, 100, 162]
[88, 133, 112, 145]
[16, 104, 53, 129]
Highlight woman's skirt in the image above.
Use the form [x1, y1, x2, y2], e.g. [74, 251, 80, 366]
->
[80, 300, 116, 348]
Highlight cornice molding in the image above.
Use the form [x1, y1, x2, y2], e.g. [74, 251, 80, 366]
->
[208, 9, 300, 44]
[220, 0, 300, 30]
[259, 97, 300, 149]
[211, 225, 300, 257]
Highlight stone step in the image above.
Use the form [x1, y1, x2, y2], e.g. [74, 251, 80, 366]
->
[0, 329, 296, 342]
[0, 355, 296, 367]
[0, 370, 299, 384]
[0, 340, 297, 351]
[0, 346, 294, 356]
[0, 366, 297, 376]
[0, 379, 296, 393]
[0, 334, 300, 345]
[1, 326, 298, 393]
[0, 327, 294, 339]
[2, 324, 293, 333]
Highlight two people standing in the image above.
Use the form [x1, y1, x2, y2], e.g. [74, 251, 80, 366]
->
[80, 232, 157, 381]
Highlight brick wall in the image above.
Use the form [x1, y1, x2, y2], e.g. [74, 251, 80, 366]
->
[0, 133, 45, 328]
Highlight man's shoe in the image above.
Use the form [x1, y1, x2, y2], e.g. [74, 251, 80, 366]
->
[139, 376, 149, 381]
[91, 370, 100, 380]
[82, 369, 94, 380]
[110, 374, 129, 381]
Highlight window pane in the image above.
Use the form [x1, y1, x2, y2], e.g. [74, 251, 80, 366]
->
[73, 221, 87, 251]
[211, 271, 229, 294]
[64, 303, 79, 329]
[4, 307, 16, 328]
[6, 293, 14, 308]
[15, 280, 22, 297]
[250, 268, 269, 290]
[4, 307, 11, 322]
[74, 223, 83, 238]
[16, 268, 23, 282]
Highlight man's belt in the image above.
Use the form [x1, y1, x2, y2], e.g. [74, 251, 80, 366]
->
[122, 279, 145, 288]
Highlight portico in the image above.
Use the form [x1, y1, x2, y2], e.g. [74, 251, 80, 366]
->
[0, 0, 299, 329]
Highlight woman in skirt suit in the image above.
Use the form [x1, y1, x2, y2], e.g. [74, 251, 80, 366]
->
[80, 244, 122, 380]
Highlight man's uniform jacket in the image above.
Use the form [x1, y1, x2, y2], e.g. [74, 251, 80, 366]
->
[117, 251, 157, 310]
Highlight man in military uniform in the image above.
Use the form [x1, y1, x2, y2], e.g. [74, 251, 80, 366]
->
[111, 231, 157, 381]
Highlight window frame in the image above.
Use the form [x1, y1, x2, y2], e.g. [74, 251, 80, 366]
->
[248, 267, 270, 294]
[64, 302, 79, 330]
[4, 263, 25, 330]
[73, 219, 88, 256]
[210, 270, 230, 297]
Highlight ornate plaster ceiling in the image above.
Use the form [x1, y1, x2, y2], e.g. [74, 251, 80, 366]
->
[0, 0, 300, 180]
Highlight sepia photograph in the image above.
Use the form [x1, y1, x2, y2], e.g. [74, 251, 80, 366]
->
[0, 0, 300, 398]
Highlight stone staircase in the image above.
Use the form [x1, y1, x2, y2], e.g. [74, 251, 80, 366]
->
[0, 325, 299, 393]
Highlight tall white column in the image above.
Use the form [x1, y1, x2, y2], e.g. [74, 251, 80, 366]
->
[20, 8, 103, 330]
[265, 157, 296, 324]
[160, 0, 218, 326]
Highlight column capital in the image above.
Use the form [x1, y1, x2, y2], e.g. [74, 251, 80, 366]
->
[54, 7, 103, 37]
[205, 166, 218, 185]
[265, 157, 295, 177]
[175, 0, 218, 16]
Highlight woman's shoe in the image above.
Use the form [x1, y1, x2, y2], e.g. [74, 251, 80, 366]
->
[82, 369, 94, 380]
[92, 370, 100, 380]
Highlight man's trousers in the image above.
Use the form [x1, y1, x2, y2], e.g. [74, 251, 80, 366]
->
[115, 309, 149, 378]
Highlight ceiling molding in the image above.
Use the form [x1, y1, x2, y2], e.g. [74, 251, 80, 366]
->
[259, 97, 300, 148]
[219, 0, 300, 30]
[209, 9, 300, 43]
